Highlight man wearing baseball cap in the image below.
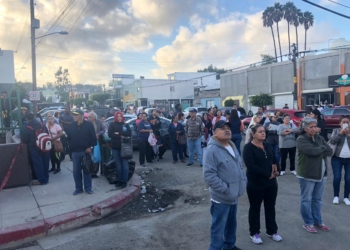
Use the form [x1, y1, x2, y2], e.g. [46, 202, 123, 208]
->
[67, 109, 97, 195]
[203, 120, 247, 250]
[185, 108, 204, 167]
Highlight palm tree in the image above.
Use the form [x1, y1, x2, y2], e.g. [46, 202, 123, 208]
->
[283, 2, 296, 55]
[291, 8, 304, 53]
[303, 11, 314, 50]
[262, 7, 278, 62]
[272, 3, 284, 62]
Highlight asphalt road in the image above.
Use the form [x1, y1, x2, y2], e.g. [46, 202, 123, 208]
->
[17, 138, 350, 250]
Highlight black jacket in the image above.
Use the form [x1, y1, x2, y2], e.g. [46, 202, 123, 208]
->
[243, 141, 280, 189]
[168, 122, 185, 143]
[265, 121, 280, 145]
[68, 120, 97, 152]
[22, 119, 48, 149]
[108, 122, 132, 150]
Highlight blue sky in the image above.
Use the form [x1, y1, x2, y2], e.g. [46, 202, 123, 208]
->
[1, 0, 349, 85]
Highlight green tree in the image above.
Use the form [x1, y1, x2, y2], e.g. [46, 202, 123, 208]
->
[283, 1, 296, 55]
[249, 93, 273, 107]
[54, 66, 70, 102]
[262, 6, 278, 62]
[39, 91, 46, 102]
[272, 3, 284, 62]
[261, 54, 277, 65]
[224, 99, 235, 107]
[303, 11, 314, 50]
[198, 64, 228, 74]
[11, 82, 29, 99]
[71, 97, 86, 106]
[90, 93, 110, 104]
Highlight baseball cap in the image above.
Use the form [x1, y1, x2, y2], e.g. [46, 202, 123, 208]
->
[71, 109, 84, 115]
[213, 120, 231, 131]
[189, 108, 197, 113]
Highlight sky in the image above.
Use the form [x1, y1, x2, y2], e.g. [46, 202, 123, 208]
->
[0, 0, 349, 87]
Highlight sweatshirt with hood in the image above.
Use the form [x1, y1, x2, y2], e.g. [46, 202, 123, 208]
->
[203, 136, 247, 205]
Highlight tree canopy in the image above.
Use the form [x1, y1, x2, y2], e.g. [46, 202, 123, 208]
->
[249, 93, 273, 107]
[198, 64, 228, 74]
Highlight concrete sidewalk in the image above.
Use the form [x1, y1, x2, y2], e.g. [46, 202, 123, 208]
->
[0, 159, 141, 248]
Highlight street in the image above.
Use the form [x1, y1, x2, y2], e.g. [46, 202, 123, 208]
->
[14, 139, 350, 250]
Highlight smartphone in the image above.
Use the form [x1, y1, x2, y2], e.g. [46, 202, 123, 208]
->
[343, 123, 348, 129]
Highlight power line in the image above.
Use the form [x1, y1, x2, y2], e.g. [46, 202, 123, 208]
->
[328, 0, 350, 9]
[302, 0, 350, 19]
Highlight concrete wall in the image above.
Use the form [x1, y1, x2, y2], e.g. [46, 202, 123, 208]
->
[0, 50, 15, 94]
[303, 53, 339, 90]
[247, 67, 269, 95]
[271, 62, 294, 93]
[141, 79, 194, 100]
[345, 53, 350, 73]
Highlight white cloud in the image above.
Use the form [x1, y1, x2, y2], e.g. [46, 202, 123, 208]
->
[152, 11, 340, 78]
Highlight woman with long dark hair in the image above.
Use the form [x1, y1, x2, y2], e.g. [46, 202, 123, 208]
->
[229, 109, 243, 155]
[243, 124, 281, 244]
[212, 110, 226, 128]
[310, 109, 327, 141]
[168, 115, 186, 164]
[108, 112, 132, 189]
[202, 113, 213, 140]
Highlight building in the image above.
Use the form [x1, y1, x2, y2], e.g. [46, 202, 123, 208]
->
[0, 50, 15, 94]
[220, 48, 350, 112]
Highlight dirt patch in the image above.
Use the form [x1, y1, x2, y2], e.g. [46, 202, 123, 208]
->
[90, 182, 182, 226]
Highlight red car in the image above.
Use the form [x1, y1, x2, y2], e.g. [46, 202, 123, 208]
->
[322, 106, 350, 133]
[242, 109, 307, 134]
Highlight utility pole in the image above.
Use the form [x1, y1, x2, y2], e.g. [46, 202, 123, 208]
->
[291, 43, 298, 103]
[30, 0, 39, 114]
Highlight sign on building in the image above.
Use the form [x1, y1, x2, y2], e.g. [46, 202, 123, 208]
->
[328, 74, 350, 87]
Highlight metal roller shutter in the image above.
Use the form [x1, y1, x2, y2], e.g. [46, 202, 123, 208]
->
[274, 94, 293, 109]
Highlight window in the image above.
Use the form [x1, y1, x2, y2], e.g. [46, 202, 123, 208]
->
[206, 100, 214, 108]
[170, 86, 175, 92]
[322, 109, 334, 115]
[334, 109, 350, 115]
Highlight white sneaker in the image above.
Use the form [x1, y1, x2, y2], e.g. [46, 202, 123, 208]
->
[280, 171, 285, 176]
[250, 234, 263, 244]
[266, 233, 282, 242]
[291, 170, 297, 176]
[344, 198, 350, 206]
[333, 197, 339, 204]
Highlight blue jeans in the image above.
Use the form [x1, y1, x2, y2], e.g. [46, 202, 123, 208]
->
[209, 202, 237, 250]
[112, 149, 129, 183]
[298, 178, 326, 226]
[187, 138, 202, 165]
[72, 151, 92, 192]
[331, 156, 350, 198]
[271, 143, 280, 163]
[170, 142, 184, 161]
[230, 133, 242, 155]
[29, 147, 50, 184]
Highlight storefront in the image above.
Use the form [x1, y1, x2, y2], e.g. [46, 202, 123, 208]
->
[302, 88, 336, 110]
[329, 74, 350, 106]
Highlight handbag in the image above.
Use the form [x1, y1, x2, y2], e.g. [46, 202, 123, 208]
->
[178, 134, 187, 145]
[121, 137, 133, 159]
[48, 126, 64, 152]
[93, 141, 102, 163]
[82, 153, 94, 175]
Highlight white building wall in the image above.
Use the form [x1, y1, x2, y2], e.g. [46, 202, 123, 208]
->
[167, 72, 217, 89]
[140, 79, 194, 100]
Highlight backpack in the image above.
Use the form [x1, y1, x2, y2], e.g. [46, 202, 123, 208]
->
[27, 124, 52, 152]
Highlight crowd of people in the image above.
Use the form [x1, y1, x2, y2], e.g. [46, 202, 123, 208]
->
[202, 103, 350, 249]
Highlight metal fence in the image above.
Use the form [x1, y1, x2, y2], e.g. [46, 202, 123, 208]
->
[0, 91, 23, 143]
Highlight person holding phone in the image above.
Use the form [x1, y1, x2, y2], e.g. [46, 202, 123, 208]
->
[329, 115, 350, 205]
[243, 124, 282, 244]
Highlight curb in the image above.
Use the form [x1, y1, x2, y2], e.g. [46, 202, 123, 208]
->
[0, 174, 141, 248]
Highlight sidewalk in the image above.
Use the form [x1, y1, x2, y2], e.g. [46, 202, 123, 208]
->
[0, 159, 141, 248]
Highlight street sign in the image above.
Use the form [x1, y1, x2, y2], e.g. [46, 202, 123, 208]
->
[29, 91, 40, 101]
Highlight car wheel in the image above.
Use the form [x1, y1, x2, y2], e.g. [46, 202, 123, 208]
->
[243, 123, 249, 135]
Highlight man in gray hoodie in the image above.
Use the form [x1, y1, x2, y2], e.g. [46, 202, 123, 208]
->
[203, 120, 247, 250]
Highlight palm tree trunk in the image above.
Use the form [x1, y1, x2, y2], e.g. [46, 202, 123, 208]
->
[276, 22, 283, 62]
[270, 26, 278, 62]
[288, 23, 291, 55]
[295, 26, 299, 55]
[304, 28, 307, 50]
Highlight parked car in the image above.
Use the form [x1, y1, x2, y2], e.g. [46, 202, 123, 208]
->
[145, 108, 156, 116]
[242, 109, 306, 134]
[322, 106, 350, 133]
[183, 107, 207, 117]
[102, 117, 171, 149]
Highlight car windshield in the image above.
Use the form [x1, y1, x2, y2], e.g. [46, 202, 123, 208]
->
[294, 112, 306, 118]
